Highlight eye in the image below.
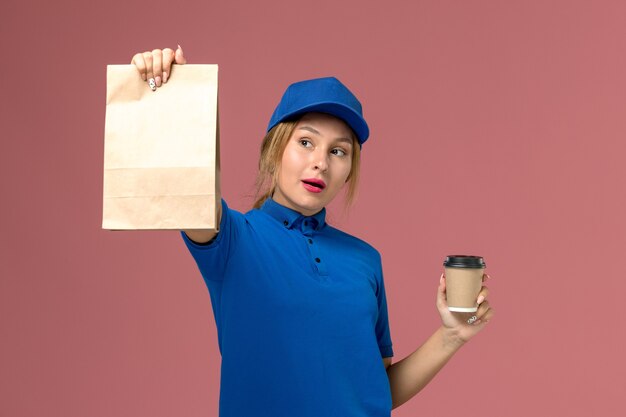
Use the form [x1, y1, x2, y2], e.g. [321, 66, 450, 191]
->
[299, 138, 313, 148]
[331, 148, 347, 157]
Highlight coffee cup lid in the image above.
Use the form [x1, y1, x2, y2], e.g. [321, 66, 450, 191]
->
[443, 255, 486, 268]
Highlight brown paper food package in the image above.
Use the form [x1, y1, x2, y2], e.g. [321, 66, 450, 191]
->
[102, 64, 220, 230]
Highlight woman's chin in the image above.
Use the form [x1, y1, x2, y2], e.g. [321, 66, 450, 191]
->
[292, 197, 327, 216]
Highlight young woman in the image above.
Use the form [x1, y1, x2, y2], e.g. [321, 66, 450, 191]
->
[131, 46, 494, 417]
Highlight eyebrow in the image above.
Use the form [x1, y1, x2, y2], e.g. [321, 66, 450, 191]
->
[298, 125, 353, 146]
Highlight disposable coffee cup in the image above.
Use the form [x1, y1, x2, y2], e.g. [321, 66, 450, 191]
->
[443, 255, 486, 312]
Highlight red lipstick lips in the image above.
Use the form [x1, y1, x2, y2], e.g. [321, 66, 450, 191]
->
[301, 178, 326, 193]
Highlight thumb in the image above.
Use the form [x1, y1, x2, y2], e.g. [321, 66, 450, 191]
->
[436, 273, 448, 308]
[175, 44, 187, 64]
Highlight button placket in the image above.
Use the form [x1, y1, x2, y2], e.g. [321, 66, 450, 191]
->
[296, 216, 327, 277]
[304, 235, 327, 277]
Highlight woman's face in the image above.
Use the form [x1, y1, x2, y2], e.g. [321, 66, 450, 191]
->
[273, 112, 354, 216]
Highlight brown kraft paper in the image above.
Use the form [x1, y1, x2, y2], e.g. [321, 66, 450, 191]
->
[444, 267, 484, 312]
[102, 64, 220, 230]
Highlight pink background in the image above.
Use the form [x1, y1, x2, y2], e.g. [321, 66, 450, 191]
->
[2, 0, 625, 416]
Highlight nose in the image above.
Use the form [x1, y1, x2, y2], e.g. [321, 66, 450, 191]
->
[312, 149, 329, 172]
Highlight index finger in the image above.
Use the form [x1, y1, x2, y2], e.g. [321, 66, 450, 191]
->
[162, 48, 175, 83]
[131, 53, 148, 81]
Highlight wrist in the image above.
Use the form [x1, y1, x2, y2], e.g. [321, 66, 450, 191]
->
[440, 325, 467, 351]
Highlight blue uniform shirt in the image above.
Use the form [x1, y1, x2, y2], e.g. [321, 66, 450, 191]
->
[181, 198, 394, 417]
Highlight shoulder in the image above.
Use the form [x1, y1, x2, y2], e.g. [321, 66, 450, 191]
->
[241, 205, 271, 227]
[323, 224, 382, 261]
[220, 199, 250, 226]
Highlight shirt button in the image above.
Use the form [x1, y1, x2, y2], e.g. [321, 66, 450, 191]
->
[315, 258, 321, 263]
[283, 220, 288, 226]
[308, 239, 313, 244]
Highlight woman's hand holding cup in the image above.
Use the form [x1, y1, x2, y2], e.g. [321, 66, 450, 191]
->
[130, 45, 187, 90]
[436, 257, 494, 345]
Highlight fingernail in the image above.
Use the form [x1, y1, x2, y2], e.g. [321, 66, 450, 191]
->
[141, 73, 147, 81]
[440, 273, 444, 282]
[163, 71, 168, 83]
[155, 76, 162, 87]
[177, 44, 183, 52]
[476, 295, 485, 305]
[148, 78, 156, 91]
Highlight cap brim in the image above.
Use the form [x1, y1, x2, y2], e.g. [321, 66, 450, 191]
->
[271, 102, 369, 145]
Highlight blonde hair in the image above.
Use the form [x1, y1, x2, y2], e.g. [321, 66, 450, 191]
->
[252, 118, 361, 210]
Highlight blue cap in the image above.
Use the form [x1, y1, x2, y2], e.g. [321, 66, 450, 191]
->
[267, 77, 370, 145]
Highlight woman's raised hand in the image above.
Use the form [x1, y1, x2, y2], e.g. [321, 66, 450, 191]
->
[436, 272, 494, 345]
[130, 45, 187, 90]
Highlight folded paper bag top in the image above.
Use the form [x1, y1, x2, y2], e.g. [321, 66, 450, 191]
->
[102, 64, 220, 230]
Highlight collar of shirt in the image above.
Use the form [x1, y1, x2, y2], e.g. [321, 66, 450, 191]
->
[260, 198, 326, 232]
